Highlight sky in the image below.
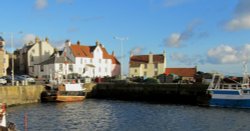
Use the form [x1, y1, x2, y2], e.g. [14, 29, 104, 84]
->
[1, 0, 250, 76]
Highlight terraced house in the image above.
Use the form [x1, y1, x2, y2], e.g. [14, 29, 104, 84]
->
[129, 51, 166, 78]
[35, 40, 120, 79]
[0, 36, 9, 77]
[15, 37, 54, 76]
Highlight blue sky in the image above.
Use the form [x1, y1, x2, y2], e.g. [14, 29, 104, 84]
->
[1, 0, 250, 76]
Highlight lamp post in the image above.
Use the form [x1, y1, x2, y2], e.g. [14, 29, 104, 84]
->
[0, 32, 22, 85]
[114, 36, 128, 80]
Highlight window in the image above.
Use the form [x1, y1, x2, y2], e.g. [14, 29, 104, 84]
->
[3, 58, 5, 63]
[144, 64, 147, 69]
[154, 71, 158, 76]
[105, 59, 108, 64]
[32, 49, 35, 53]
[99, 59, 101, 63]
[59, 64, 63, 71]
[69, 64, 73, 71]
[99, 67, 101, 72]
[90, 59, 93, 63]
[40, 65, 44, 72]
[135, 69, 137, 73]
[81, 59, 83, 64]
[144, 71, 147, 76]
[105, 68, 108, 73]
[154, 64, 158, 69]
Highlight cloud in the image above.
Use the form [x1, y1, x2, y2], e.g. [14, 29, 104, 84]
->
[225, 0, 250, 31]
[52, 40, 65, 50]
[164, 33, 181, 47]
[164, 20, 201, 48]
[130, 47, 145, 55]
[226, 15, 250, 30]
[22, 34, 36, 45]
[207, 44, 250, 64]
[170, 52, 205, 65]
[35, 0, 48, 10]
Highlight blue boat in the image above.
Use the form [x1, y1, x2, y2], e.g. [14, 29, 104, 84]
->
[207, 63, 250, 108]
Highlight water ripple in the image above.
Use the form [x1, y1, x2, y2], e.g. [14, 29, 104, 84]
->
[6, 99, 250, 131]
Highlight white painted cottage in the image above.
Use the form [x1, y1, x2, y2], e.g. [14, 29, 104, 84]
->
[35, 40, 120, 79]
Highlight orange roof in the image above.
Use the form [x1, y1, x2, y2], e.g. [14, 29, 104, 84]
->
[165, 68, 197, 77]
[70, 43, 120, 64]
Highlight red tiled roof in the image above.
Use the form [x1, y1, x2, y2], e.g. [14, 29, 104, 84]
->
[165, 68, 197, 77]
[130, 54, 164, 67]
[70, 44, 120, 64]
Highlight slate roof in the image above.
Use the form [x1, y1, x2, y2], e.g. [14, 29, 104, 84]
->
[165, 68, 197, 77]
[37, 56, 74, 65]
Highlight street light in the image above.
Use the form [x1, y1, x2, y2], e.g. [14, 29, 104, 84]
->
[114, 36, 128, 80]
[0, 32, 22, 85]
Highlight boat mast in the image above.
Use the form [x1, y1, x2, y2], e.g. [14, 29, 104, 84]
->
[242, 61, 249, 84]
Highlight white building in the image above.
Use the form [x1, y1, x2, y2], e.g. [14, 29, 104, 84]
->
[63, 40, 120, 78]
[35, 40, 120, 79]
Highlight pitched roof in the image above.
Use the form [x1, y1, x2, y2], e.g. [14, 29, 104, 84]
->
[165, 68, 197, 77]
[37, 56, 74, 65]
[130, 54, 165, 67]
[70, 43, 120, 64]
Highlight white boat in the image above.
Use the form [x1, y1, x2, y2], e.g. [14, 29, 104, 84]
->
[0, 103, 6, 128]
[0, 103, 16, 130]
[207, 62, 250, 108]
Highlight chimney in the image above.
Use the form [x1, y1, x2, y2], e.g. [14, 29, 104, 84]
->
[112, 51, 115, 56]
[35, 36, 40, 43]
[130, 51, 133, 57]
[96, 40, 100, 46]
[149, 51, 153, 63]
[77, 40, 80, 45]
[54, 48, 59, 57]
[45, 37, 49, 43]
[65, 40, 71, 47]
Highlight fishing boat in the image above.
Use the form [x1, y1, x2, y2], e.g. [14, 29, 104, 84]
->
[207, 62, 250, 108]
[0, 103, 16, 131]
[41, 83, 86, 102]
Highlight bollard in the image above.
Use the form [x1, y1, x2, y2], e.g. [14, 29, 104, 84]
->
[16, 81, 19, 86]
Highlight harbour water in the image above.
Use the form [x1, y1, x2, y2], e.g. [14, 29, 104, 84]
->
[7, 99, 250, 131]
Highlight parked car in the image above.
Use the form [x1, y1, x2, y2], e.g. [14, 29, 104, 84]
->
[1, 75, 20, 83]
[20, 75, 36, 83]
[0, 78, 7, 85]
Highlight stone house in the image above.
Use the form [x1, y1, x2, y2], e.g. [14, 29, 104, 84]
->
[129, 51, 166, 78]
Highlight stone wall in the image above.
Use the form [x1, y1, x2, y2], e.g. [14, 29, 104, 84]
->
[89, 83, 210, 106]
[0, 85, 45, 106]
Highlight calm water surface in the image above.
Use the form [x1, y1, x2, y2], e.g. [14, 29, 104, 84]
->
[6, 99, 250, 131]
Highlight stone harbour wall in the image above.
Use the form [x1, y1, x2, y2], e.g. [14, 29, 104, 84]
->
[0, 85, 45, 106]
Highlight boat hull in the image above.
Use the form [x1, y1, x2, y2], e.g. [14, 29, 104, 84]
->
[56, 96, 85, 102]
[210, 98, 250, 108]
[41, 91, 86, 102]
[208, 89, 250, 108]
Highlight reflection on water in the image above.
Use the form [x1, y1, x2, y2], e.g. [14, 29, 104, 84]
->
[7, 99, 250, 131]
